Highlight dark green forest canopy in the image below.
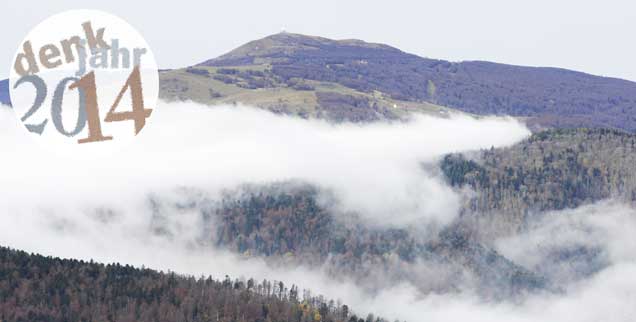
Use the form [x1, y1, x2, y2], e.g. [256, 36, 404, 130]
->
[212, 184, 547, 298]
[441, 128, 636, 239]
[0, 246, 381, 322]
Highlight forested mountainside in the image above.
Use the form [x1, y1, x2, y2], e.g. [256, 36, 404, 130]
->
[201, 128, 636, 298]
[0, 246, 378, 322]
[441, 128, 636, 241]
[194, 33, 636, 131]
[208, 185, 546, 298]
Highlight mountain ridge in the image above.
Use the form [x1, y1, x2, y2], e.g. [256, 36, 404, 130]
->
[186, 32, 636, 131]
[204, 32, 632, 82]
[4, 32, 636, 131]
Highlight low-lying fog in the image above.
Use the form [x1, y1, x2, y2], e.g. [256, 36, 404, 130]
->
[1, 102, 633, 322]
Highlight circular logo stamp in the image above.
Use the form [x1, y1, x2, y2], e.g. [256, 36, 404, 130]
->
[9, 10, 158, 155]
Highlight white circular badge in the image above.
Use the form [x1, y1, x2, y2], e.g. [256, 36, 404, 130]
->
[9, 10, 159, 156]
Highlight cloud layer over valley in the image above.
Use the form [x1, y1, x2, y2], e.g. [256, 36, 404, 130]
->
[1, 102, 634, 322]
[0, 101, 529, 228]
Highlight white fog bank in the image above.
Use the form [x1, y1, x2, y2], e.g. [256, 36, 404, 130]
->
[5, 102, 633, 321]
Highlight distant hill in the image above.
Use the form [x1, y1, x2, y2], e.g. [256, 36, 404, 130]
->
[208, 128, 636, 298]
[6, 33, 635, 129]
[0, 79, 9, 106]
[185, 32, 636, 131]
[210, 183, 548, 298]
[442, 128, 636, 241]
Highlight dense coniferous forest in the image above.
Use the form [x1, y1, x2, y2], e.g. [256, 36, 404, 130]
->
[204, 128, 636, 296]
[441, 128, 636, 240]
[211, 185, 546, 297]
[0, 246, 384, 322]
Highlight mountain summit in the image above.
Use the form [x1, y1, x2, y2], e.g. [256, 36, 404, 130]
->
[199, 32, 401, 66]
[5, 32, 634, 131]
[185, 33, 636, 131]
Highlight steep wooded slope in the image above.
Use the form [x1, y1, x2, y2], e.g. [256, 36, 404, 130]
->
[0, 246, 373, 322]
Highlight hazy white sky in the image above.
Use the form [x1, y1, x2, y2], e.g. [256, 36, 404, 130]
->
[1, 0, 635, 81]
